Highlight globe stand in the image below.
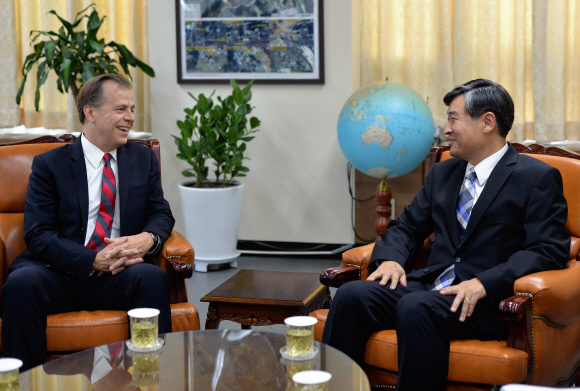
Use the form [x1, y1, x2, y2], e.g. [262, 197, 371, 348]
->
[375, 177, 392, 242]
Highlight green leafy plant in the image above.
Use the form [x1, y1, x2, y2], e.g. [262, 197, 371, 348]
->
[16, 4, 155, 111]
[174, 80, 261, 188]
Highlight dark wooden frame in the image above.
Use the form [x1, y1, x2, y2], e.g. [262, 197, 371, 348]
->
[175, 0, 324, 84]
[321, 143, 580, 388]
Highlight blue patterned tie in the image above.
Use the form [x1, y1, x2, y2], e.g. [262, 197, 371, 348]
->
[430, 168, 477, 291]
[456, 168, 477, 238]
[431, 264, 456, 291]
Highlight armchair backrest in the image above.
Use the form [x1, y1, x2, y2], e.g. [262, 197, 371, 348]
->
[0, 135, 161, 290]
[431, 143, 580, 260]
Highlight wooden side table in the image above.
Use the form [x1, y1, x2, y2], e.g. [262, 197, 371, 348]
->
[201, 269, 332, 330]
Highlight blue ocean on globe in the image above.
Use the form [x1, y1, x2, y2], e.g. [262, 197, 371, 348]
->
[337, 81, 435, 178]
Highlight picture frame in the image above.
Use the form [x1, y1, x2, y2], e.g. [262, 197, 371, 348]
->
[175, 0, 324, 84]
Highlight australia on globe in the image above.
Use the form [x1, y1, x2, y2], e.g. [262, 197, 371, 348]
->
[337, 81, 435, 178]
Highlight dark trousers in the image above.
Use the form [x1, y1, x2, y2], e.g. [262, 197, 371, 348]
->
[1, 261, 172, 371]
[322, 280, 507, 391]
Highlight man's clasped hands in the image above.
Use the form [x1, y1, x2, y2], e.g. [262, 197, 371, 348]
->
[92, 233, 154, 275]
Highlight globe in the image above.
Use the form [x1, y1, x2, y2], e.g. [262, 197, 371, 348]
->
[337, 81, 435, 178]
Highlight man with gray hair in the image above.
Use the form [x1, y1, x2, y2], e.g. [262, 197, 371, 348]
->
[1, 74, 174, 371]
[323, 79, 569, 390]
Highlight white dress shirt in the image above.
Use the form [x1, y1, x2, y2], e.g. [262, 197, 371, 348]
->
[463, 143, 508, 205]
[81, 134, 121, 245]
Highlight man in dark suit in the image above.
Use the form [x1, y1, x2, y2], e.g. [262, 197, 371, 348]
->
[1, 74, 174, 371]
[322, 79, 570, 391]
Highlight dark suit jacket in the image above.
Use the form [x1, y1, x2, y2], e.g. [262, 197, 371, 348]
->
[10, 138, 175, 281]
[370, 143, 570, 338]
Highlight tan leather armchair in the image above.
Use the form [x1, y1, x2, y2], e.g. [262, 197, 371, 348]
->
[311, 143, 580, 390]
[0, 135, 200, 360]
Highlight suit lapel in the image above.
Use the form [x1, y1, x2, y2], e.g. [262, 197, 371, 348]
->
[459, 144, 518, 246]
[445, 160, 468, 249]
[117, 144, 131, 234]
[70, 138, 89, 232]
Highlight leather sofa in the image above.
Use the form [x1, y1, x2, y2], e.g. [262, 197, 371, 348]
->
[0, 134, 200, 360]
[311, 143, 580, 390]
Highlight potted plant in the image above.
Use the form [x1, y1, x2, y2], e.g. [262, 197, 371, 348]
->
[16, 4, 154, 110]
[173, 79, 261, 272]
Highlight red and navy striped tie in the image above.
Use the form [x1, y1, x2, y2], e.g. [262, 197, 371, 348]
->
[108, 342, 122, 368]
[87, 153, 116, 252]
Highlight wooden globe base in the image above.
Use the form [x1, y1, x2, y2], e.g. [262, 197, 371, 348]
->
[375, 178, 392, 242]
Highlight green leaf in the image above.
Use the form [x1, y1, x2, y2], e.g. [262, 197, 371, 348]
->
[250, 117, 260, 129]
[232, 85, 243, 105]
[56, 76, 63, 93]
[82, 62, 95, 84]
[187, 92, 199, 102]
[230, 79, 239, 90]
[15, 75, 27, 104]
[61, 57, 73, 91]
[29, 31, 42, 43]
[73, 3, 95, 25]
[90, 40, 105, 55]
[48, 10, 74, 36]
[75, 32, 85, 54]
[242, 80, 254, 94]
[181, 170, 195, 177]
[112, 42, 136, 66]
[41, 30, 71, 43]
[33, 41, 44, 54]
[61, 46, 72, 58]
[241, 136, 255, 142]
[134, 57, 155, 77]
[198, 94, 209, 113]
[37, 60, 46, 77]
[34, 61, 49, 111]
[58, 26, 67, 40]
[238, 166, 250, 172]
[44, 40, 57, 66]
[116, 51, 131, 76]
[87, 10, 105, 40]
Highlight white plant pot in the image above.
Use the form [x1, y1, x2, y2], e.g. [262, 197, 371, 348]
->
[178, 181, 244, 272]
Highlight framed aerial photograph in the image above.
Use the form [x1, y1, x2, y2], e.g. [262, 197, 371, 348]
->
[175, 0, 324, 84]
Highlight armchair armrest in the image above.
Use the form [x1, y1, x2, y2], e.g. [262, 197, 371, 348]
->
[498, 260, 580, 384]
[513, 260, 580, 326]
[319, 244, 375, 288]
[318, 237, 433, 288]
[153, 230, 194, 304]
[154, 230, 194, 279]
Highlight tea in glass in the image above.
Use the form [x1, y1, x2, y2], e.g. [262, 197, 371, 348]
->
[284, 357, 316, 391]
[128, 308, 160, 350]
[131, 351, 160, 387]
[284, 316, 317, 358]
[292, 370, 331, 391]
[0, 358, 22, 391]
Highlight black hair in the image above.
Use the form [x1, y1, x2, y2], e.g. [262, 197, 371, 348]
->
[443, 79, 514, 138]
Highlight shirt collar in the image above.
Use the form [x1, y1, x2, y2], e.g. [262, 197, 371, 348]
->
[81, 133, 117, 169]
[466, 142, 508, 186]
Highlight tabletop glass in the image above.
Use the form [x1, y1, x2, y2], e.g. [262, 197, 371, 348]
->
[19, 330, 371, 391]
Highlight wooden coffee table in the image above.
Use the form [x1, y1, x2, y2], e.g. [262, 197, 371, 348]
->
[201, 269, 332, 330]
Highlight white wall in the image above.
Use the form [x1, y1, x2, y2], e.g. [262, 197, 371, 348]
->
[148, 0, 354, 244]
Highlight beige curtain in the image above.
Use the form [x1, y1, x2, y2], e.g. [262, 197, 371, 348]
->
[0, 0, 151, 133]
[360, 0, 580, 143]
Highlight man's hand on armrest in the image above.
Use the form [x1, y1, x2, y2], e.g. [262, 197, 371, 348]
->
[367, 260, 407, 290]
